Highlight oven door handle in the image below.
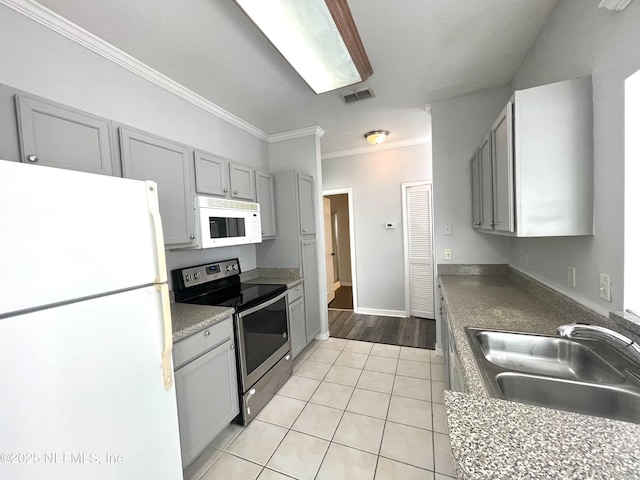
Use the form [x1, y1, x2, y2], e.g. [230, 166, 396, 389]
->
[237, 290, 288, 318]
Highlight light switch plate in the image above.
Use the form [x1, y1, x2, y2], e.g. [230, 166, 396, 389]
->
[444, 223, 453, 236]
[568, 266, 576, 289]
[600, 273, 612, 302]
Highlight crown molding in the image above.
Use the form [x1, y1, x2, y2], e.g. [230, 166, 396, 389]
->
[2, 0, 270, 141]
[268, 126, 326, 143]
[321, 136, 431, 160]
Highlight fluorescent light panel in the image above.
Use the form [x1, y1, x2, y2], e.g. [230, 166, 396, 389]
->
[235, 0, 368, 94]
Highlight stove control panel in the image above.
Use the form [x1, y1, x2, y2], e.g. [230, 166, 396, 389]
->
[177, 259, 240, 288]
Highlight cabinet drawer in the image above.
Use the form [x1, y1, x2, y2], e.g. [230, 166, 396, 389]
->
[287, 283, 304, 304]
[173, 317, 233, 370]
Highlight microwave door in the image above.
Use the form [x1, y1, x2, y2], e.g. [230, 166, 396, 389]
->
[208, 215, 246, 239]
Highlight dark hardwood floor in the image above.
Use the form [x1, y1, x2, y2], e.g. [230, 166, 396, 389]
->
[328, 286, 353, 310]
[328, 309, 436, 350]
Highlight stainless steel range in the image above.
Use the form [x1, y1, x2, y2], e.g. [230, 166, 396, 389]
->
[172, 259, 292, 425]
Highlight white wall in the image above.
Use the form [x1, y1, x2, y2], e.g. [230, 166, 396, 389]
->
[322, 143, 431, 314]
[0, 4, 268, 283]
[507, 0, 640, 314]
[431, 87, 513, 266]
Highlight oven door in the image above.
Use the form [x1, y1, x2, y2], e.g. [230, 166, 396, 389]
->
[235, 291, 290, 391]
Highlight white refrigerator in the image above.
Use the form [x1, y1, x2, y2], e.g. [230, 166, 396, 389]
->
[0, 160, 183, 479]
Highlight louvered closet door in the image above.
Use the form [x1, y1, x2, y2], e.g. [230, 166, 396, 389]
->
[407, 184, 434, 319]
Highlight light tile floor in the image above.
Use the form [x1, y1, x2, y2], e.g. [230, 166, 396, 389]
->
[184, 338, 457, 480]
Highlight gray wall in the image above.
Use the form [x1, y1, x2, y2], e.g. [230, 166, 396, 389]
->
[322, 143, 432, 314]
[431, 87, 513, 267]
[507, 0, 640, 314]
[0, 4, 269, 284]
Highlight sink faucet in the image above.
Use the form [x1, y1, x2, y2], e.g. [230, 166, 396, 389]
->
[557, 323, 640, 365]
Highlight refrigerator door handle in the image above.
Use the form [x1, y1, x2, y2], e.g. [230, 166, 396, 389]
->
[146, 181, 167, 284]
[157, 283, 174, 391]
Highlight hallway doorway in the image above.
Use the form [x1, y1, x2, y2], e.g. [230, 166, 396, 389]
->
[322, 188, 357, 313]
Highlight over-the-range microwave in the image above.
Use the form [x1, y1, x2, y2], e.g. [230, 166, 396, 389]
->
[192, 196, 262, 248]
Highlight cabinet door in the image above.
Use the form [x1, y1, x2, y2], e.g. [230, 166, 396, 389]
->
[174, 339, 239, 467]
[194, 151, 229, 197]
[301, 239, 321, 342]
[478, 134, 493, 231]
[470, 149, 482, 229]
[256, 171, 277, 238]
[289, 297, 306, 358]
[491, 102, 515, 233]
[15, 95, 114, 175]
[120, 128, 194, 246]
[297, 174, 315, 235]
[229, 163, 255, 200]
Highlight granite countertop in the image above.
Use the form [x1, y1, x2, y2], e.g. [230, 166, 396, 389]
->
[241, 267, 303, 289]
[171, 302, 235, 343]
[439, 273, 640, 480]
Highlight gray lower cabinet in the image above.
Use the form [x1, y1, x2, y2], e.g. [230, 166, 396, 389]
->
[15, 95, 115, 175]
[301, 240, 321, 342]
[173, 319, 239, 468]
[287, 283, 306, 358]
[119, 127, 195, 246]
[256, 171, 277, 238]
[442, 305, 466, 393]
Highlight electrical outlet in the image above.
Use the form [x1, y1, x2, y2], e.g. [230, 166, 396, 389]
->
[600, 273, 612, 302]
[444, 248, 453, 260]
[568, 266, 576, 289]
[524, 252, 529, 268]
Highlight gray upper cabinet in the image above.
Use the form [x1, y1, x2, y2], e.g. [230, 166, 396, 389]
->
[471, 77, 594, 237]
[119, 127, 195, 246]
[478, 135, 493, 231]
[297, 174, 315, 235]
[491, 102, 515, 234]
[229, 162, 255, 201]
[470, 149, 482, 229]
[15, 95, 115, 175]
[194, 150, 228, 196]
[256, 171, 277, 238]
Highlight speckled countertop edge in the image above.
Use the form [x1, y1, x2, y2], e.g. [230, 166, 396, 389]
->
[241, 268, 303, 289]
[439, 273, 640, 480]
[171, 303, 234, 343]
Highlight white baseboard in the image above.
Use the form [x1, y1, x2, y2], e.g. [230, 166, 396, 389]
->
[341, 282, 352, 287]
[356, 307, 407, 318]
[333, 281, 341, 290]
[315, 331, 330, 341]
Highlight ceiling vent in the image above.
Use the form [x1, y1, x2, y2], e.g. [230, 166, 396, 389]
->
[341, 88, 375, 104]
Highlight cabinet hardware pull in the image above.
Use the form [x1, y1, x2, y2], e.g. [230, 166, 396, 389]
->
[223, 188, 228, 193]
[285, 355, 291, 361]
[27, 154, 38, 162]
[230, 344, 235, 350]
[204, 331, 210, 336]
[233, 190, 238, 194]
[189, 234, 195, 239]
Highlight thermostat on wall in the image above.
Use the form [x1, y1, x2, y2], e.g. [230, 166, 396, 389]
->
[385, 222, 396, 229]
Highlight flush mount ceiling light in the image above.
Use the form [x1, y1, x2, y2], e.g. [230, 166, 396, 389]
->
[234, 0, 373, 94]
[364, 130, 389, 145]
[598, 0, 634, 10]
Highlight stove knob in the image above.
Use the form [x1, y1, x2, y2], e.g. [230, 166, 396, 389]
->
[233, 265, 238, 270]
[226, 266, 231, 271]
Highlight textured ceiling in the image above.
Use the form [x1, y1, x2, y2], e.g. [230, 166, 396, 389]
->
[35, 0, 558, 154]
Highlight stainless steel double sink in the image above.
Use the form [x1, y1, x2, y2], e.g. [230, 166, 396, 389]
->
[466, 328, 640, 423]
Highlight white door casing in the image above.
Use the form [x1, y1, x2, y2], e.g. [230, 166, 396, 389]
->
[403, 183, 435, 319]
[323, 197, 336, 304]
